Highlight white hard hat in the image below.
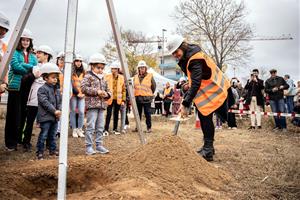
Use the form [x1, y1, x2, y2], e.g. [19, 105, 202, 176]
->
[137, 60, 147, 69]
[74, 54, 83, 61]
[56, 51, 65, 58]
[40, 62, 61, 75]
[179, 76, 187, 82]
[36, 45, 54, 58]
[110, 61, 121, 69]
[21, 28, 34, 40]
[88, 53, 107, 65]
[0, 12, 10, 30]
[166, 34, 185, 54]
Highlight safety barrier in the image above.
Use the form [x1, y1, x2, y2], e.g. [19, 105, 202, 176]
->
[228, 109, 300, 118]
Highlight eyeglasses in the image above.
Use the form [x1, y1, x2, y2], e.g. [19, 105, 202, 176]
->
[75, 60, 82, 62]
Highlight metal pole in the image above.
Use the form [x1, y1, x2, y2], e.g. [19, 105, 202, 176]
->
[161, 29, 166, 64]
[106, 0, 146, 145]
[0, 0, 36, 82]
[57, 0, 78, 199]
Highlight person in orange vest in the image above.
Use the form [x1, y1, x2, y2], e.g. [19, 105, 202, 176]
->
[70, 54, 86, 138]
[163, 82, 173, 117]
[133, 60, 156, 133]
[167, 35, 232, 161]
[0, 12, 10, 94]
[104, 61, 126, 135]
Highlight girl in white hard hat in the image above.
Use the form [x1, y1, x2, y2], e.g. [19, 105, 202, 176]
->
[81, 53, 111, 155]
[5, 28, 38, 151]
[70, 54, 86, 138]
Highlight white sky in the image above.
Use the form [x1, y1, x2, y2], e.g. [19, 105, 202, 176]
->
[1, 0, 299, 82]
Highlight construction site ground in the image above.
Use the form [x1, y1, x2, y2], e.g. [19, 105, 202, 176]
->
[0, 109, 299, 200]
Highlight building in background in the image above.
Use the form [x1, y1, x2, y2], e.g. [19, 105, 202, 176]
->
[159, 53, 183, 81]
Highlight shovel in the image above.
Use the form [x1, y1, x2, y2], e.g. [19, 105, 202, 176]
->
[170, 116, 190, 135]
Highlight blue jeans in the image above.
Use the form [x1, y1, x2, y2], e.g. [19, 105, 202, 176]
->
[36, 121, 58, 153]
[137, 102, 152, 129]
[120, 104, 126, 131]
[270, 99, 287, 129]
[70, 96, 85, 129]
[85, 109, 105, 147]
[285, 96, 294, 113]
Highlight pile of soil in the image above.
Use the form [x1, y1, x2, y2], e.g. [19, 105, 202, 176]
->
[0, 136, 234, 199]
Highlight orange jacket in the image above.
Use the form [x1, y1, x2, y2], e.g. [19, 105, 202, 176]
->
[186, 52, 230, 116]
[134, 73, 153, 97]
[105, 73, 125, 105]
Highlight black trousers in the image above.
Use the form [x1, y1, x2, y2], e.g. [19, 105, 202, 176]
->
[17, 83, 32, 144]
[125, 106, 129, 125]
[164, 101, 172, 117]
[23, 106, 38, 145]
[137, 102, 152, 129]
[5, 91, 21, 149]
[197, 110, 215, 141]
[155, 103, 162, 114]
[105, 100, 121, 131]
[227, 112, 237, 128]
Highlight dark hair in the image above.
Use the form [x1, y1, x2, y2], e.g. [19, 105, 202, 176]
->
[16, 38, 34, 52]
[252, 69, 259, 73]
[178, 42, 189, 52]
[38, 51, 52, 62]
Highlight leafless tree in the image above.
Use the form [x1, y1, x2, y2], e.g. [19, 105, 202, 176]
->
[102, 29, 157, 76]
[173, 0, 253, 69]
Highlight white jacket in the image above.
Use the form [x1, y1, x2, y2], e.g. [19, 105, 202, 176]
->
[27, 64, 45, 107]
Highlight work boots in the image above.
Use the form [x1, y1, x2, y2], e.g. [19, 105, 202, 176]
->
[197, 139, 214, 162]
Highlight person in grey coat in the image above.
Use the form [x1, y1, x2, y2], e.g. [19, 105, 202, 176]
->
[36, 63, 62, 160]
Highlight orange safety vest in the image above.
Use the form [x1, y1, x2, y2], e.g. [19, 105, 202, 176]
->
[71, 72, 85, 96]
[163, 87, 172, 100]
[0, 42, 8, 83]
[186, 51, 230, 116]
[105, 73, 125, 105]
[134, 73, 153, 97]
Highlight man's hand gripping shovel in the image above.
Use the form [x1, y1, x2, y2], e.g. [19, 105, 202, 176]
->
[170, 105, 190, 135]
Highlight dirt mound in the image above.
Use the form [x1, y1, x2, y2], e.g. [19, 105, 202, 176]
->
[103, 135, 234, 199]
[0, 136, 234, 199]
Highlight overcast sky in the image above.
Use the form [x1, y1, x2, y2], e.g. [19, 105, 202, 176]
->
[1, 0, 299, 82]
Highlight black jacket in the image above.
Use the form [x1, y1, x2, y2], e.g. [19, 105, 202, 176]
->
[177, 44, 231, 120]
[265, 76, 289, 101]
[244, 78, 264, 106]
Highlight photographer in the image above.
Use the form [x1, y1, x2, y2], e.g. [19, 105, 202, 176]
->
[244, 69, 264, 130]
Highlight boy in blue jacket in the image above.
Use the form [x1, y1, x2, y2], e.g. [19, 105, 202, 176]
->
[36, 63, 61, 160]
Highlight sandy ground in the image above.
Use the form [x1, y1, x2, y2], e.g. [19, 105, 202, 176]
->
[0, 112, 299, 200]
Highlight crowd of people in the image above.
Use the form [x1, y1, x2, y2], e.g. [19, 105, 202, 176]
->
[0, 13, 299, 162]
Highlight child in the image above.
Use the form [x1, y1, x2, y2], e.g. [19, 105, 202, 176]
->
[36, 63, 61, 160]
[81, 53, 111, 155]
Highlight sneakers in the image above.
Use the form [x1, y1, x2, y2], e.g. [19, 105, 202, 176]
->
[248, 126, 255, 130]
[72, 129, 78, 138]
[49, 150, 59, 156]
[37, 153, 44, 160]
[86, 146, 96, 155]
[77, 129, 85, 138]
[5, 146, 17, 152]
[103, 131, 109, 136]
[121, 130, 126, 134]
[113, 130, 121, 135]
[272, 127, 281, 131]
[124, 125, 130, 130]
[257, 126, 262, 129]
[231, 127, 237, 130]
[146, 128, 152, 133]
[96, 145, 109, 154]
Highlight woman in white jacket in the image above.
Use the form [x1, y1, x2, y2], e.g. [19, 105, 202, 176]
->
[22, 45, 53, 152]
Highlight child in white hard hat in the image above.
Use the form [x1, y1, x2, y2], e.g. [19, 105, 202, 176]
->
[36, 63, 62, 160]
[81, 53, 111, 155]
